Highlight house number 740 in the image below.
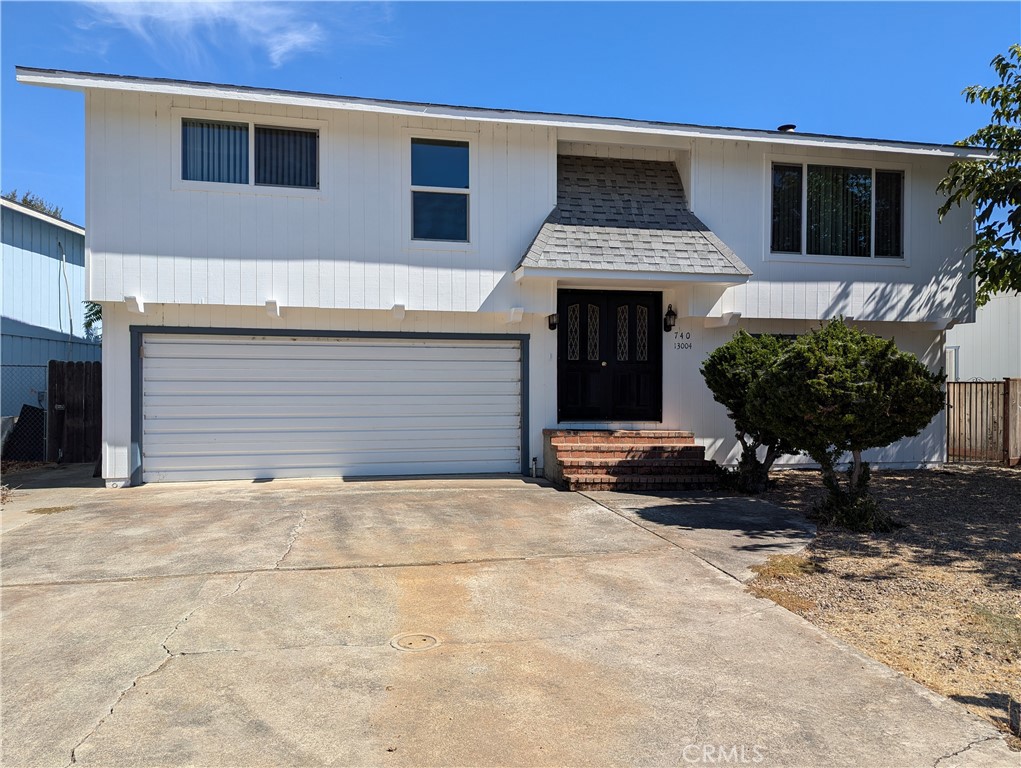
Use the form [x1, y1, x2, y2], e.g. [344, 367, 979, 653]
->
[673, 331, 692, 351]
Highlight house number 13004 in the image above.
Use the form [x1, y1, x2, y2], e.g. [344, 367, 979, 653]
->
[673, 331, 692, 351]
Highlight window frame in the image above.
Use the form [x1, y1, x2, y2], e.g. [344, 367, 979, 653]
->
[171, 107, 327, 198]
[402, 127, 478, 252]
[764, 153, 911, 267]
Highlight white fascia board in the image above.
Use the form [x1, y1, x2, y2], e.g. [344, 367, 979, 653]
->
[0, 197, 85, 235]
[16, 68, 989, 160]
[513, 265, 750, 287]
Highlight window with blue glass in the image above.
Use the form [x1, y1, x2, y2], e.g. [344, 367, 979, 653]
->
[411, 138, 469, 242]
[182, 118, 318, 190]
[182, 119, 249, 184]
[255, 126, 318, 188]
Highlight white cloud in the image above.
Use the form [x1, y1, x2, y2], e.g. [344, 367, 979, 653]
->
[84, 1, 329, 68]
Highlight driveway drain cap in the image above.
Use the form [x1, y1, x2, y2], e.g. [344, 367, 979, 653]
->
[390, 633, 440, 652]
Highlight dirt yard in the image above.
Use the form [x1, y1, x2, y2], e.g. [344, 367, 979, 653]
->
[750, 465, 1021, 748]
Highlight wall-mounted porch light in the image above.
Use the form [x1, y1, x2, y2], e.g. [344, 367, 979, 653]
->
[547, 313, 559, 331]
[663, 304, 678, 332]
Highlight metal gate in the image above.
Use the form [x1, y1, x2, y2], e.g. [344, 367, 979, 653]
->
[946, 380, 1011, 464]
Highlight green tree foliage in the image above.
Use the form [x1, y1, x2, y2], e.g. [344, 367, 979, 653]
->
[749, 319, 945, 531]
[83, 300, 102, 341]
[700, 331, 795, 493]
[2, 188, 63, 219]
[938, 44, 1021, 306]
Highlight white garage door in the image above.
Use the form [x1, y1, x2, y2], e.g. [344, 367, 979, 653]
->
[141, 334, 522, 482]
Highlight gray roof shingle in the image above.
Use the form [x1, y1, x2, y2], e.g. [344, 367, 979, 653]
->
[517, 155, 752, 277]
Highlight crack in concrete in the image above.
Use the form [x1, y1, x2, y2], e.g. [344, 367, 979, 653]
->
[274, 510, 307, 569]
[932, 735, 1000, 767]
[2, 546, 669, 589]
[65, 573, 253, 767]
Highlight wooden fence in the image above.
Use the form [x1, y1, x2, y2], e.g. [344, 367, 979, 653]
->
[946, 378, 1021, 465]
[46, 360, 102, 463]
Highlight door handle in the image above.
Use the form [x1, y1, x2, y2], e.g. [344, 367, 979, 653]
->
[601, 361, 607, 367]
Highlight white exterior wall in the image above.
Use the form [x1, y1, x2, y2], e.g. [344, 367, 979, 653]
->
[101, 303, 555, 484]
[102, 303, 944, 483]
[945, 295, 1021, 380]
[87, 90, 967, 482]
[688, 139, 974, 323]
[86, 90, 556, 315]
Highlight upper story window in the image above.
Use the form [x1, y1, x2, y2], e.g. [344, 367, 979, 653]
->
[182, 118, 318, 189]
[182, 119, 249, 184]
[411, 138, 469, 242]
[771, 162, 904, 258]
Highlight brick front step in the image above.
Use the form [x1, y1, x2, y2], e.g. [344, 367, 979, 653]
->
[563, 473, 718, 491]
[545, 429, 695, 446]
[542, 429, 718, 490]
[555, 445, 706, 461]
[561, 458, 713, 473]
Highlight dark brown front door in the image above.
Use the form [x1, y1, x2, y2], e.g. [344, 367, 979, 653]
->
[557, 290, 662, 422]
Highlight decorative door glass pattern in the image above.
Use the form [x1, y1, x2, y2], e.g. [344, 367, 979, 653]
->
[567, 304, 580, 361]
[636, 306, 649, 362]
[587, 304, 600, 361]
[557, 290, 662, 423]
[617, 305, 629, 361]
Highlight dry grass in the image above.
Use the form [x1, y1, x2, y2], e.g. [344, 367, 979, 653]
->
[1, 460, 48, 476]
[0, 484, 11, 505]
[751, 465, 1021, 749]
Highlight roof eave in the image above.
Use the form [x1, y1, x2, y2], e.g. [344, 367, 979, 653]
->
[513, 265, 752, 286]
[0, 197, 85, 234]
[15, 67, 991, 160]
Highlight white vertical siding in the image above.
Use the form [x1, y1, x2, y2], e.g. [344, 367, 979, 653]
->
[689, 139, 974, 323]
[102, 302, 948, 483]
[945, 295, 1021, 380]
[87, 92, 557, 314]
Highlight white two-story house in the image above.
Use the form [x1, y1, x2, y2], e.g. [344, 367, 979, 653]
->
[18, 67, 979, 487]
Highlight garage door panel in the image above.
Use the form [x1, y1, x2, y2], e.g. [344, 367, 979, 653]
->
[144, 359, 521, 380]
[144, 420, 523, 440]
[143, 379, 521, 398]
[143, 447, 521, 472]
[141, 401, 519, 419]
[141, 335, 522, 482]
[144, 339, 520, 363]
[146, 440, 522, 462]
[142, 459, 522, 483]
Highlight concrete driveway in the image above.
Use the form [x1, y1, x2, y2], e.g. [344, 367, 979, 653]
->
[0, 468, 1011, 767]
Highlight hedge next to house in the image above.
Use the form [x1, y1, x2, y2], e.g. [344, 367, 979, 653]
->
[700, 331, 795, 493]
[752, 319, 945, 531]
[705, 320, 945, 531]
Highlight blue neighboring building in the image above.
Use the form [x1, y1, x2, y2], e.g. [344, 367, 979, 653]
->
[1, 197, 101, 420]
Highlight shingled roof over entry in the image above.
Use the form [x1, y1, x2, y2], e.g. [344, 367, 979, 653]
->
[517, 155, 752, 279]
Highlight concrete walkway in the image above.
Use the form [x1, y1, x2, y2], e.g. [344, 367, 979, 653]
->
[0, 471, 1012, 767]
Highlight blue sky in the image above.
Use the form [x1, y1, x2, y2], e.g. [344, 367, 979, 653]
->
[2, 1, 1018, 226]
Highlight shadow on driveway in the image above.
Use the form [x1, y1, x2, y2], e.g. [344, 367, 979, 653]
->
[582, 490, 816, 582]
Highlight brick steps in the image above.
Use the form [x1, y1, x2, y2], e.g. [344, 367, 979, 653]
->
[549, 429, 694, 446]
[560, 458, 709, 472]
[543, 429, 717, 492]
[556, 445, 705, 460]
[563, 473, 718, 492]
